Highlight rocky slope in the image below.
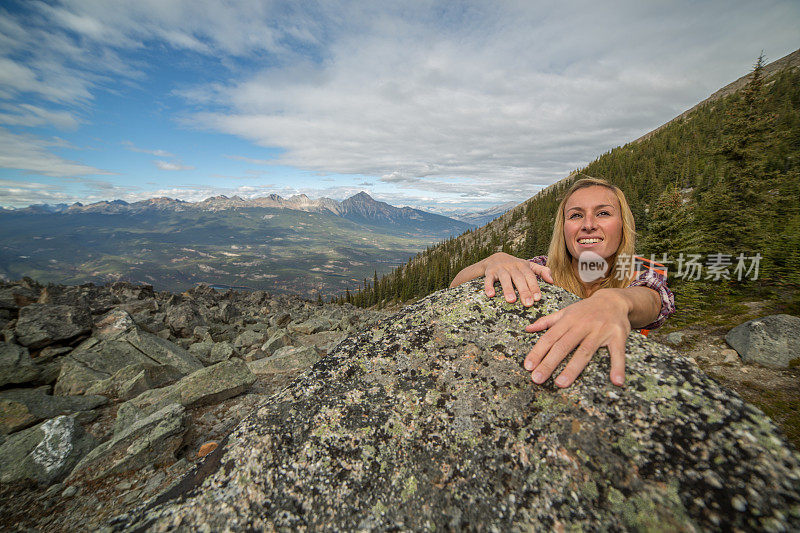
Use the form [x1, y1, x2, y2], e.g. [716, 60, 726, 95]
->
[116, 280, 799, 531]
[0, 277, 389, 530]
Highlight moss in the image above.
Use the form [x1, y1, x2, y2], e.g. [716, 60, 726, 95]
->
[401, 475, 418, 501]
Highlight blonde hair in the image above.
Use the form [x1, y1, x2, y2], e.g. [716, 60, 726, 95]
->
[545, 176, 637, 298]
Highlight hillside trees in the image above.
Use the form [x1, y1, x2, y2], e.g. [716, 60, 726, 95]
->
[346, 59, 800, 317]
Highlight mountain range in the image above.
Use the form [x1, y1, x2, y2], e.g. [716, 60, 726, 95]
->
[0, 192, 500, 297]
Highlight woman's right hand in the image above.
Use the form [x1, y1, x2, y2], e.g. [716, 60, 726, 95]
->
[482, 253, 553, 306]
[450, 252, 553, 307]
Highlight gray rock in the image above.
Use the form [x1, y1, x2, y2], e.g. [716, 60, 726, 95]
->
[288, 316, 335, 335]
[113, 359, 255, 434]
[0, 415, 97, 485]
[54, 310, 202, 395]
[0, 387, 107, 434]
[85, 363, 184, 401]
[165, 302, 205, 338]
[725, 314, 800, 368]
[0, 284, 39, 311]
[233, 329, 268, 351]
[664, 331, 686, 346]
[0, 341, 41, 387]
[247, 345, 320, 375]
[15, 303, 92, 349]
[271, 311, 291, 327]
[261, 331, 291, 354]
[120, 281, 800, 532]
[69, 403, 187, 481]
[295, 331, 345, 353]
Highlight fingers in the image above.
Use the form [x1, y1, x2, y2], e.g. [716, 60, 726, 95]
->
[498, 270, 516, 303]
[554, 337, 601, 388]
[524, 310, 562, 333]
[519, 268, 541, 305]
[529, 263, 555, 285]
[523, 317, 566, 371]
[608, 337, 627, 386]
[484, 272, 497, 297]
[528, 337, 574, 384]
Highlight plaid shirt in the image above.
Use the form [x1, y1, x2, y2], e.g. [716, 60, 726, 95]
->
[529, 255, 675, 330]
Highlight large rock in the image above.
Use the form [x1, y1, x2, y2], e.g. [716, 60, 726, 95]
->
[165, 302, 205, 337]
[69, 403, 187, 481]
[247, 345, 321, 375]
[261, 330, 291, 354]
[84, 363, 184, 401]
[118, 281, 800, 532]
[0, 415, 97, 485]
[0, 342, 40, 387]
[113, 359, 255, 434]
[0, 387, 107, 434]
[54, 309, 202, 395]
[725, 314, 800, 368]
[288, 316, 336, 335]
[15, 303, 92, 349]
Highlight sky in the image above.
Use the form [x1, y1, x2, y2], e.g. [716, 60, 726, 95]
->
[0, 1, 798, 213]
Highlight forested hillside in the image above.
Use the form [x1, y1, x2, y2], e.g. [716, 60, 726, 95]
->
[345, 55, 800, 324]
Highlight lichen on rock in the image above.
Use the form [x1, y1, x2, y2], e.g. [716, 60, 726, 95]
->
[117, 280, 800, 531]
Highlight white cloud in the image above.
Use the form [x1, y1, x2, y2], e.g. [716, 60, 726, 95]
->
[1, 1, 799, 208]
[155, 160, 195, 171]
[122, 141, 174, 157]
[0, 103, 80, 129]
[0, 127, 111, 178]
[179, 1, 800, 199]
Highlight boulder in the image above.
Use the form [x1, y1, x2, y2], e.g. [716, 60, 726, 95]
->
[0, 341, 40, 387]
[85, 363, 184, 401]
[288, 316, 335, 335]
[233, 329, 268, 352]
[0, 415, 97, 485]
[54, 310, 202, 395]
[725, 314, 800, 368]
[165, 302, 205, 337]
[0, 284, 39, 311]
[260, 331, 291, 354]
[69, 403, 187, 481]
[113, 359, 255, 434]
[0, 387, 107, 434]
[247, 345, 321, 375]
[663, 331, 686, 346]
[15, 303, 92, 349]
[271, 311, 291, 327]
[119, 281, 800, 532]
[295, 331, 345, 352]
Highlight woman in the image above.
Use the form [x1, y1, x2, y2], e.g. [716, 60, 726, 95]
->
[450, 176, 675, 388]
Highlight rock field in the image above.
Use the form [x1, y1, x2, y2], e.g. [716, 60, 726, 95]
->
[1, 277, 799, 531]
[0, 277, 387, 530]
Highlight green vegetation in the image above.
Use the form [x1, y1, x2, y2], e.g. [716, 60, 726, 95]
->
[0, 207, 449, 298]
[350, 58, 800, 322]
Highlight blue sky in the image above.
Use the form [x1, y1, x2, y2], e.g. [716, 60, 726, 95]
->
[1, 1, 798, 212]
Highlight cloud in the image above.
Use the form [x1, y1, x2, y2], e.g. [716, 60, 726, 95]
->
[0, 103, 80, 129]
[0, 127, 111, 178]
[155, 160, 195, 171]
[122, 141, 174, 157]
[179, 1, 800, 199]
[2, 1, 799, 208]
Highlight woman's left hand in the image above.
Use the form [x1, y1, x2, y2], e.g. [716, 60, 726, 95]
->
[523, 289, 631, 387]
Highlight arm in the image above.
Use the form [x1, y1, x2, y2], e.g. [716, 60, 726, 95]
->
[523, 285, 661, 388]
[450, 252, 554, 306]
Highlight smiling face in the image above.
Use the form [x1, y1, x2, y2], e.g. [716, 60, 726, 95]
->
[563, 185, 623, 264]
